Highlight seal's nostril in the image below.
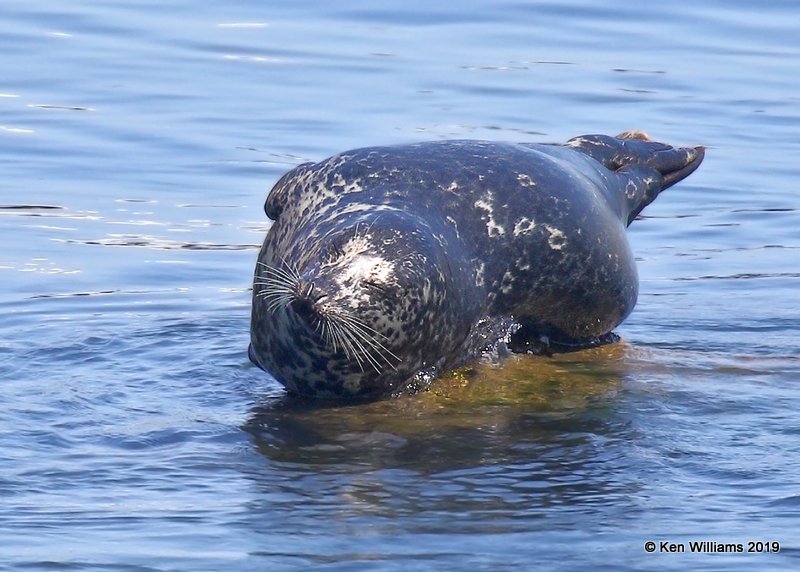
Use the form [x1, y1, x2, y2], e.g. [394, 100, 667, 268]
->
[292, 279, 327, 319]
[291, 296, 316, 318]
[297, 279, 325, 300]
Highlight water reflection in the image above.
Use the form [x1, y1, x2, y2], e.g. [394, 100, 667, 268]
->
[249, 348, 633, 467]
[239, 345, 649, 545]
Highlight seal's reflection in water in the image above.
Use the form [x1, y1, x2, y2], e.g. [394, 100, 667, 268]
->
[244, 343, 641, 496]
[240, 344, 648, 549]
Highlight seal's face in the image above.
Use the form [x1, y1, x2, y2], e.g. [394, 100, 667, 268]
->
[250, 213, 470, 399]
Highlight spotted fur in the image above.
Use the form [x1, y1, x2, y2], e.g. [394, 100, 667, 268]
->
[249, 134, 704, 399]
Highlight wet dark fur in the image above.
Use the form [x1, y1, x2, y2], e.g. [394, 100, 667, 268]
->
[249, 132, 704, 399]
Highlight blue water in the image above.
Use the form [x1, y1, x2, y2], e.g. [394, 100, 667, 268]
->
[2, 1, 799, 570]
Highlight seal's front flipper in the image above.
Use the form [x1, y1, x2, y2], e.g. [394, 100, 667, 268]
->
[507, 322, 620, 356]
[463, 317, 521, 364]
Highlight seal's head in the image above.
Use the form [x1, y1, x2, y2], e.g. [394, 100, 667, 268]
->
[249, 209, 478, 399]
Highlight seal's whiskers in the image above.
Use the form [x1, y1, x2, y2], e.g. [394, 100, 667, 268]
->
[327, 318, 366, 372]
[254, 260, 303, 314]
[335, 312, 400, 372]
[316, 312, 393, 373]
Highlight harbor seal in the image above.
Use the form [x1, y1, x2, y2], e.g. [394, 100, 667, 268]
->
[249, 131, 704, 399]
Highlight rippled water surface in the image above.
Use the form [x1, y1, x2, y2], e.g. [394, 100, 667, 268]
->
[2, 1, 799, 570]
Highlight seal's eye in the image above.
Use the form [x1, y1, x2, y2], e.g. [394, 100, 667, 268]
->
[363, 279, 410, 300]
[363, 279, 388, 293]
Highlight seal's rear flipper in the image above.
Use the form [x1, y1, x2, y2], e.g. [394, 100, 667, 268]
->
[566, 132, 704, 179]
[658, 145, 705, 190]
[622, 145, 705, 225]
[567, 133, 705, 226]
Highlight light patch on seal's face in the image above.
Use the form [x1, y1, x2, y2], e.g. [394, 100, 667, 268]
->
[332, 172, 365, 194]
[320, 231, 390, 289]
[335, 203, 398, 218]
[337, 232, 371, 258]
[338, 254, 393, 287]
